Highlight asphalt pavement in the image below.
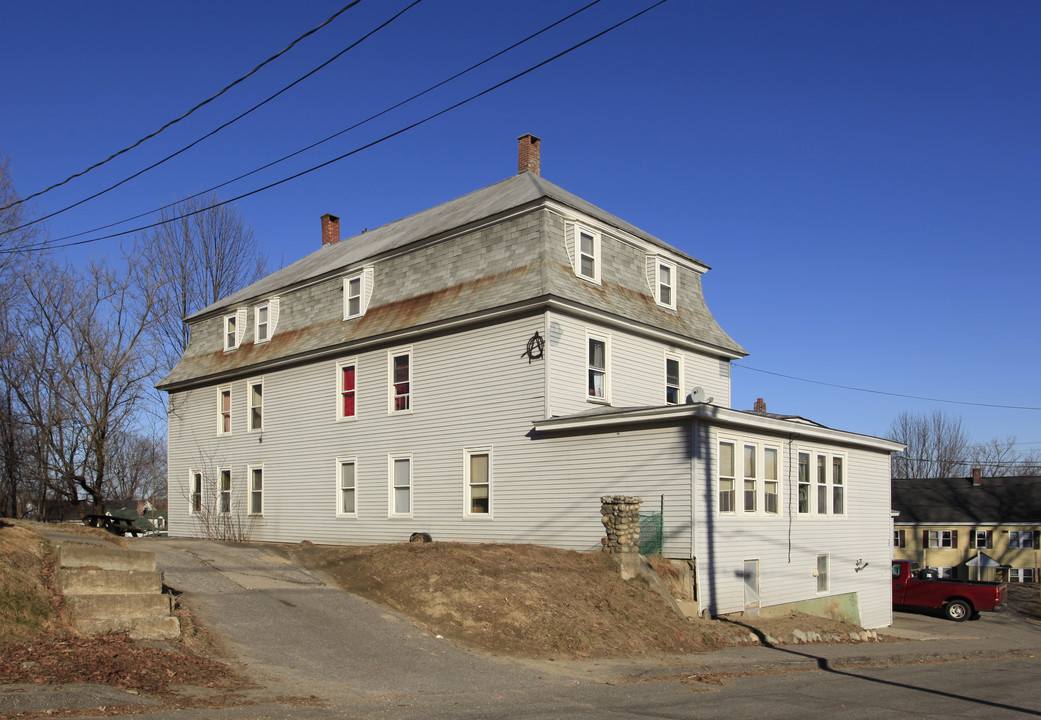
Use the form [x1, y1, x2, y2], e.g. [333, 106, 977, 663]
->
[2, 531, 1039, 719]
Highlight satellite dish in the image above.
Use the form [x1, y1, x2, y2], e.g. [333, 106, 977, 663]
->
[688, 386, 707, 404]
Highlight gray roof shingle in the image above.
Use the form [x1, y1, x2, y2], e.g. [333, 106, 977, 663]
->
[892, 476, 1041, 524]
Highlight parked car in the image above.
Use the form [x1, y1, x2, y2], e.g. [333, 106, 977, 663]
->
[892, 560, 1007, 621]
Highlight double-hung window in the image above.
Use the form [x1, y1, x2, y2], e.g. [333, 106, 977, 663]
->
[343, 268, 372, 320]
[219, 469, 231, 514]
[816, 455, 828, 514]
[797, 453, 811, 514]
[764, 447, 779, 514]
[971, 530, 993, 549]
[465, 449, 491, 516]
[248, 379, 263, 432]
[665, 356, 681, 404]
[894, 529, 906, 548]
[389, 349, 411, 413]
[743, 445, 757, 513]
[927, 530, 956, 548]
[832, 457, 844, 514]
[656, 259, 676, 309]
[718, 442, 736, 513]
[578, 229, 600, 282]
[224, 314, 239, 351]
[587, 334, 609, 402]
[190, 471, 202, 514]
[249, 467, 263, 516]
[255, 304, 269, 343]
[337, 459, 357, 516]
[1009, 568, 1036, 583]
[1008, 530, 1039, 549]
[218, 387, 232, 435]
[389, 455, 412, 517]
[337, 360, 357, 420]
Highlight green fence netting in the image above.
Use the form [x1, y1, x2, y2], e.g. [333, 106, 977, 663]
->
[638, 511, 663, 556]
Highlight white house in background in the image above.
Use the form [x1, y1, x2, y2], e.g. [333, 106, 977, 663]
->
[159, 135, 901, 628]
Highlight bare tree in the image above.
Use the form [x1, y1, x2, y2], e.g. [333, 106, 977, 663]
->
[140, 193, 265, 373]
[965, 436, 1041, 477]
[106, 429, 167, 503]
[0, 153, 43, 517]
[3, 250, 162, 515]
[888, 410, 970, 479]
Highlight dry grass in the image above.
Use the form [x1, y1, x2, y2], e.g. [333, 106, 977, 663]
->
[0, 521, 74, 647]
[285, 541, 727, 658]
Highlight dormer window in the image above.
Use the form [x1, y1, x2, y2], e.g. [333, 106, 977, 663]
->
[224, 315, 239, 351]
[343, 267, 374, 320]
[656, 260, 676, 309]
[255, 305, 269, 343]
[578, 229, 600, 282]
[566, 223, 602, 284]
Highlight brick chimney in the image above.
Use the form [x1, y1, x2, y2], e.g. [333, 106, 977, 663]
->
[753, 397, 767, 413]
[321, 213, 340, 247]
[971, 467, 982, 487]
[518, 133, 541, 175]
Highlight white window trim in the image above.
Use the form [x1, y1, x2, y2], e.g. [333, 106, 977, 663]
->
[718, 434, 782, 516]
[463, 447, 493, 519]
[217, 385, 232, 436]
[388, 347, 413, 415]
[189, 470, 202, 515]
[224, 314, 239, 351]
[388, 453, 413, 519]
[573, 224, 602, 284]
[335, 457, 358, 518]
[254, 303, 270, 344]
[336, 358, 358, 421]
[816, 554, 830, 593]
[343, 267, 374, 320]
[664, 353, 683, 405]
[928, 530, 955, 549]
[218, 467, 232, 515]
[248, 464, 264, 516]
[656, 258, 677, 310]
[796, 446, 847, 517]
[247, 377, 263, 432]
[586, 331, 610, 404]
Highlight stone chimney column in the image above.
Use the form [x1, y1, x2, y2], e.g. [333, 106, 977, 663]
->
[518, 133, 541, 175]
[753, 397, 767, 413]
[600, 495, 642, 554]
[321, 213, 340, 247]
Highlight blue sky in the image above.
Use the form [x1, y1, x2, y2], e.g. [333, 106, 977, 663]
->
[3, 1, 1040, 448]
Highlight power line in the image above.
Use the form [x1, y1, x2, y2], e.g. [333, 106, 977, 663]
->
[40, 0, 607, 247]
[12, 0, 669, 254]
[1, 0, 423, 237]
[0, 1, 362, 214]
[734, 363, 1041, 412]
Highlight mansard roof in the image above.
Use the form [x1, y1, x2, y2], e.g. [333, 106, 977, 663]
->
[193, 171, 705, 321]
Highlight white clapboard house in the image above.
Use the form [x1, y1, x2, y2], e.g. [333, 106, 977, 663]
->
[160, 135, 901, 628]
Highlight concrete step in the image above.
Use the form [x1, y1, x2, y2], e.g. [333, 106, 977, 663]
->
[59, 568, 162, 595]
[58, 543, 156, 572]
[66, 593, 172, 620]
[76, 615, 181, 641]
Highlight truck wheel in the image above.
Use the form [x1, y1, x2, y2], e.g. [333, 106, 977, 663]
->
[944, 599, 971, 622]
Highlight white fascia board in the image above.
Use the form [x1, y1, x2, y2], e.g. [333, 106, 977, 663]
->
[893, 521, 1039, 527]
[543, 200, 710, 275]
[535, 403, 905, 454]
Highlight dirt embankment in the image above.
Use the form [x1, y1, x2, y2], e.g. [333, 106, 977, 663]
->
[283, 540, 871, 658]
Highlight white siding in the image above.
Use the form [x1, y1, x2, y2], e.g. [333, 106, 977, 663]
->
[545, 311, 731, 417]
[692, 423, 893, 628]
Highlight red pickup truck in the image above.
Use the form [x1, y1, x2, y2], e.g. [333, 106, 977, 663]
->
[892, 560, 1007, 621]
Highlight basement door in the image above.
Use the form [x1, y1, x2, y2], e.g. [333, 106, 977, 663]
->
[743, 559, 761, 610]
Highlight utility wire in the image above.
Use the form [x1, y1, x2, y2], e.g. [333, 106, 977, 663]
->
[1, 0, 423, 236]
[13, 0, 669, 254]
[40, 0, 607, 247]
[0, 1, 363, 214]
[896, 455, 1041, 469]
[734, 363, 1041, 411]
